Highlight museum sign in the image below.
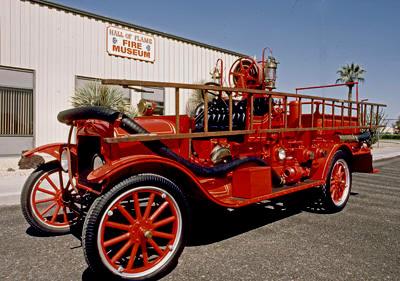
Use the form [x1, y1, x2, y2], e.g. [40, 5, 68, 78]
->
[106, 26, 155, 62]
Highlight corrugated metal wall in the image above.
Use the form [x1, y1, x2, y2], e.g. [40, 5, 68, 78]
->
[0, 0, 240, 146]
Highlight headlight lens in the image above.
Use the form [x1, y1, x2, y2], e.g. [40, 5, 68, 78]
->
[277, 148, 286, 161]
[60, 149, 69, 172]
[92, 154, 105, 170]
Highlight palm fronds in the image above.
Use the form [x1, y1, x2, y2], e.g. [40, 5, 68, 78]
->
[336, 63, 366, 84]
[186, 81, 217, 117]
[336, 63, 366, 101]
[72, 82, 137, 117]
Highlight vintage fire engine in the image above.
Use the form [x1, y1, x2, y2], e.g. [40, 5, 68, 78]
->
[21, 48, 385, 280]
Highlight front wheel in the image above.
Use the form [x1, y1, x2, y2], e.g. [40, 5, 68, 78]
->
[82, 174, 189, 280]
[321, 150, 352, 212]
[21, 161, 80, 234]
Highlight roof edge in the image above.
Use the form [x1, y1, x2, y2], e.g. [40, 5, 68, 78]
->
[25, 0, 247, 57]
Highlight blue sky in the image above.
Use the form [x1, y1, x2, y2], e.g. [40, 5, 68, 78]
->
[53, 0, 400, 122]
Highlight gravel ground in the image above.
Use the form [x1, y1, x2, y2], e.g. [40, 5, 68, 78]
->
[0, 157, 399, 281]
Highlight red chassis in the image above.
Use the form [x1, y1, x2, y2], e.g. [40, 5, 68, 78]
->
[21, 79, 384, 280]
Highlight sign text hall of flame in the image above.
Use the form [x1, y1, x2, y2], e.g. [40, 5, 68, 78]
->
[107, 26, 155, 62]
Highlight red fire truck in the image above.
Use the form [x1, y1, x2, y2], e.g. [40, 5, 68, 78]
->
[20, 50, 384, 280]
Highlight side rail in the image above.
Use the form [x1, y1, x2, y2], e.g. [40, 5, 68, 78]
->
[101, 79, 386, 143]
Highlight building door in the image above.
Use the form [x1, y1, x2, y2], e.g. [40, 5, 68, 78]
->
[0, 67, 34, 156]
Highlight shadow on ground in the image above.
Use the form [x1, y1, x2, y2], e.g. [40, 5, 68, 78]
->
[26, 222, 83, 239]
[186, 189, 329, 246]
[25, 189, 357, 280]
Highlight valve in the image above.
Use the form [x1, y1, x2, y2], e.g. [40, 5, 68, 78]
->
[229, 57, 263, 89]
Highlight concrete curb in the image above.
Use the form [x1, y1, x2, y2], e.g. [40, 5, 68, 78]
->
[374, 154, 400, 162]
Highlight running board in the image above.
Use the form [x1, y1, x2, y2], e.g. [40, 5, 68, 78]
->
[271, 179, 323, 195]
[219, 179, 324, 207]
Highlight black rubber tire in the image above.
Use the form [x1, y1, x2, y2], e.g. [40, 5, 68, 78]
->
[20, 161, 71, 234]
[82, 173, 190, 281]
[320, 150, 352, 213]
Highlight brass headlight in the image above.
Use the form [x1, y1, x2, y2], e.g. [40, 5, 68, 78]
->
[92, 154, 105, 170]
[277, 148, 286, 161]
[60, 149, 69, 172]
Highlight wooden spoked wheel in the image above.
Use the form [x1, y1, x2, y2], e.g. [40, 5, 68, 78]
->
[83, 174, 188, 280]
[329, 159, 350, 207]
[321, 150, 352, 212]
[21, 161, 80, 234]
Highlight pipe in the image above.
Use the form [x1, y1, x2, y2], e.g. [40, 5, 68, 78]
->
[57, 106, 267, 177]
[120, 116, 267, 177]
[296, 82, 359, 95]
[216, 58, 223, 86]
[339, 131, 372, 143]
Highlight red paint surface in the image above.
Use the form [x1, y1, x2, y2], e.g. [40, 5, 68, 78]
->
[232, 166, 272, 198]
[24, 79, 376, 208]
[23, 143, 65, 160]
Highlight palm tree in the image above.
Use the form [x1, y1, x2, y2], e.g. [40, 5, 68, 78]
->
[186, 81, 218, 117]
[336, 63, 366, 101]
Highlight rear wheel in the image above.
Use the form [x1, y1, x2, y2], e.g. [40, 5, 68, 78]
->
[82, 174, 189, 280]
[20, 161, 80, 234]
[321, 150, 352, 212]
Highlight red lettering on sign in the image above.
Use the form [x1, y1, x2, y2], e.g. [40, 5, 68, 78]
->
[122, 40, 142, 50]
[112, 45, 121, 52]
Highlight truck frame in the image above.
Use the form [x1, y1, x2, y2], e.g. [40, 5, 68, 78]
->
[20, 77, 385, 280]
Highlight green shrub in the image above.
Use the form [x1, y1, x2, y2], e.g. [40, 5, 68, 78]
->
[380, 134, 400, 140]
[72, 82, 136, 117]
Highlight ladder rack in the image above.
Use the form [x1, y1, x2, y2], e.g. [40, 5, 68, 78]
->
[101, 79, 386, 144]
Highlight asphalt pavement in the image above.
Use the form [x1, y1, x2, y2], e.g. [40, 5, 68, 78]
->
[1, 157, 400, 281]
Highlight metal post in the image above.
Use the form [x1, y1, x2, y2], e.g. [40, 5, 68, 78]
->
[228, 93, 233, 131]
[284, 96, 288, 129]
[175, 88, 180, 134]
[268, 96, 272, 129]
[250, 94, 254, 130]
[298, 98, 302, 128]
[311, 99, 314, 129]
[203, 90, 208, 132]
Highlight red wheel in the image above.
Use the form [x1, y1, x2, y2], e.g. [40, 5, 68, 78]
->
[83, 174, 188, 280]
[229, 57, 262, 90]
[21, 161, 79, 234]
[321, 150, 352, 212]
[329, 159, 350, 206]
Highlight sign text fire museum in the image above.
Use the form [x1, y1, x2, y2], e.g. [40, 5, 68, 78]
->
[107, 26, 155, 62]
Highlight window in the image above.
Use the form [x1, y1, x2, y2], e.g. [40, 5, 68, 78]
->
[75, 76, 131, 102]
[76, 77, 165, 115]
[0, 67, 34, 136]
[0, 66, 34, 155]
[140, 87, 165, 115]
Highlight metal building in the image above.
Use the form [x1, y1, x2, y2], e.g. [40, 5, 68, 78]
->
[0, 0, 243, 155]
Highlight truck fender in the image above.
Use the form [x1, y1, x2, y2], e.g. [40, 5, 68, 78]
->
[313, 144, 353, 182]
[23, 143, 66, 161]
[87, 155, 228, 206]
